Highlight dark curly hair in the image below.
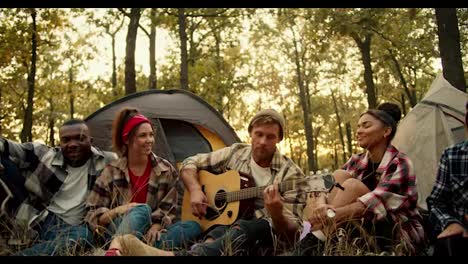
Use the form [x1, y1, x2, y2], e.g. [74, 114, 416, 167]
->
[361, 102, 402, 141]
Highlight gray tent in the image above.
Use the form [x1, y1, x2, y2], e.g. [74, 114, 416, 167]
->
[392, 74, 467, 210]
[85, 89, 241, 166]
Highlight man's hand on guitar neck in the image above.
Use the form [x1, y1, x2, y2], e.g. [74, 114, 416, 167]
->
[264, 184, 298, 243]
[264, 184, 283, 218]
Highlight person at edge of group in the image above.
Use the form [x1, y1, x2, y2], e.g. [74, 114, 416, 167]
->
[299, 102, 426, 256]
[426, 101, 468, 256]
[0, 119, 117, 256]
[84, 107, 201, 256]
[103, 108, 309, 256]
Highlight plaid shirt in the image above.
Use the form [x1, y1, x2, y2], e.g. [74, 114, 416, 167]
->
[342, 144, 425, 253]
[85, 153, 178, 232]
[0, 137, 116, 229]
[426, 140, 468, 232]
[180, 143, 308, 232]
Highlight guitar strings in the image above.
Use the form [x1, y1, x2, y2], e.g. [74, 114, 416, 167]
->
[212, 175, 331, 200]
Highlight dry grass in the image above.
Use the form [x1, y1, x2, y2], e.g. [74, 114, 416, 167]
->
[1, 212, 413, 256]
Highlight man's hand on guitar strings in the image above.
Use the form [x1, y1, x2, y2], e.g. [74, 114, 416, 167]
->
[190, 189, 208, 218]
[199, 202, 222, 217]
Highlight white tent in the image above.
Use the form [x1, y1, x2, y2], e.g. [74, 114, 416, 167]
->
[392, 73, 467, 210]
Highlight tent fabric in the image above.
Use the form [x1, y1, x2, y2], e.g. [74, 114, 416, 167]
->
[392, 73, 467, 210]
[159, 118, 212, 162]
[85, 89, 241, 165]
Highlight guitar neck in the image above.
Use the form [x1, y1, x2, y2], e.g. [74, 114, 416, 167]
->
[226, 181, 295, 203]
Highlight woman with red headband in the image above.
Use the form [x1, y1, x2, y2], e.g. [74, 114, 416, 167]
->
[84, 107, 200, 254]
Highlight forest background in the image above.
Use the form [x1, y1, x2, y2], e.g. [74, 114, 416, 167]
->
[0, 8, 466, 174]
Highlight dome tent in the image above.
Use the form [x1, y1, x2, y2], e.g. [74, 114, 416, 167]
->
[85, 89, 242, 222]
[392, 73, 467, 210]
[85, 89, 241, 167]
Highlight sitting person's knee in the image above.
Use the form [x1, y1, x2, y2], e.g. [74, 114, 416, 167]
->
[127, 204, 152, 220]
[332, 170, 352, 184]
[181, 220, 202, 233]
[233, 219, 253, 230]
[342, 178, 369, 193]
[129, 204, 151, 214]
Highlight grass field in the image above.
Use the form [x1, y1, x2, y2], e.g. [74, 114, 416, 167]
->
[0, 213, 414, 256]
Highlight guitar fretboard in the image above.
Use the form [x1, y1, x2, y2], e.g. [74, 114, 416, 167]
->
[224, 180, 296, 202]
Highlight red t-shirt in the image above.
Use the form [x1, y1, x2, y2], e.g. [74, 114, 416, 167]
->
[129, 158, 151, 203]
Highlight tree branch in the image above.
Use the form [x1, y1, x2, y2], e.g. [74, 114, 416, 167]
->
[165, 8, 231, 18]
[138, 23, 150, 37]
[185, 8, 230, 18]
[118, 8, 131, 18]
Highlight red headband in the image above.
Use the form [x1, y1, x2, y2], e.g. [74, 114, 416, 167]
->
[122, 114, 151, 142]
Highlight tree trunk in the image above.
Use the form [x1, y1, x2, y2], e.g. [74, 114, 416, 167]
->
[313, 126, 322, 170]
[352, 33, 377, 109]
[107, 17, 124, 97]
[188, 24, 197, 67]
[340, 96, 353, 159]
[400, 92, 407, 116]
[48, 118, 55, 147]
[124, 8, 141, 95]
[333, 143, 339, 170]
[148, 8, 157, 90]
[435, 8, 466, 92]
[345, 121, 353, 158]
[214, 30, 224, 115]
[68, 66, 74, 119]
[20, 9, 37, 143]
[111, 35, 118, 96]
[48, 97, 55, 147]
[331, 90, 347, 164]
[178, 8, 189, 91]
[292, 33, 316, 172]
[388, 48, 417, 107]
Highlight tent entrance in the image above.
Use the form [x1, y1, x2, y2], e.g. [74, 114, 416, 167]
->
[159, 119, 213, 163]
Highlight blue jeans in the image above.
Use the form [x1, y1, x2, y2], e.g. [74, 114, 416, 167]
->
[104, 204, 152, 241]
[14, 212, 93, 256]
[104, 204, 201, 250]
[154, 220, 201, 250]
[175, 218, 273, 256]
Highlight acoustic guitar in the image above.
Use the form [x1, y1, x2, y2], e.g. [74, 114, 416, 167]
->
[181, 170, 336, 232]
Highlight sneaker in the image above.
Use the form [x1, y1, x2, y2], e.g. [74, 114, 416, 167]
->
[311, 230, 326, 241]
[104, 248, 121, 256]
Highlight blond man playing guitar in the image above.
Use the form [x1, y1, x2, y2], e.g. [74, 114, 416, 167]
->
[106, 109, 311, 256]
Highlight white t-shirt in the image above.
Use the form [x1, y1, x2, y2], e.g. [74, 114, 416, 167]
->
[250, 156, 276, 223]
[250, 157, 273, 188]
[47, 160, 89, 225]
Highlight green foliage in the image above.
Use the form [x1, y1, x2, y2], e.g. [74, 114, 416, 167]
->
[0, 8, 462, 170]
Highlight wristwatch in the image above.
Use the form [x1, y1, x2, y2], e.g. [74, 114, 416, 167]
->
[326, 209, 336, 218]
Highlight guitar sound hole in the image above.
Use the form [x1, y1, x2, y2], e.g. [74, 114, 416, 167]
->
[214, 190, 226, 208]
[205, 207, 219, 220]
[204, 190, 227, 221]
